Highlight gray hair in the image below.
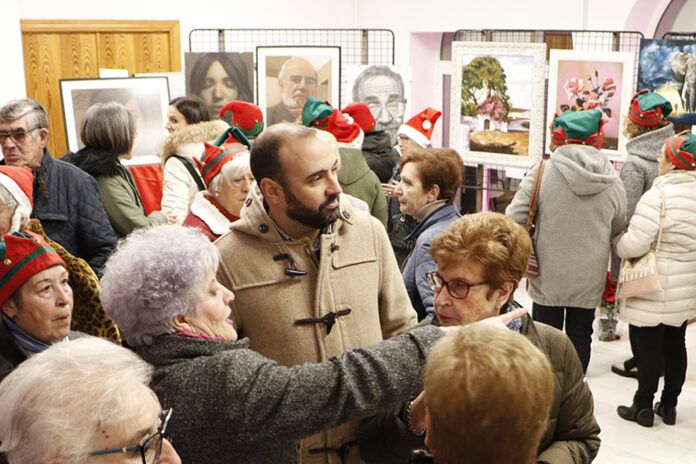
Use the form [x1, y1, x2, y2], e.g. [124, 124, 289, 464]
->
[80, 102, 135, 155]
[0, 337, 153, 464]
[278, 56, 317, 82]
[101, 225, 219, 347]
[0, 98, 49, 131]
[351, 65, 404, 102]
[0, 185, 18, 219]
[208, 151, 251, 195]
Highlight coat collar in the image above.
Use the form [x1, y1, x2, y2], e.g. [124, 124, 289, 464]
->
[188, 191, 236, 236]
[406, 202, 459, 241]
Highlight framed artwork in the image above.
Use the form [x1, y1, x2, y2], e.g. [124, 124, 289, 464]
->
[184, 52, 254, 120]
[638, 38, 696, 125]
[256, 46, 341, 126]
[344, 64, 412, 147]
[547, 49, 636, 160]
[449, 41, 546, 169]
[60, 77, 170, 164]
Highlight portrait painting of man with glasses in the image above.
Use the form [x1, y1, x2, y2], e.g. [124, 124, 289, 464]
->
[351, 65, 409, 147]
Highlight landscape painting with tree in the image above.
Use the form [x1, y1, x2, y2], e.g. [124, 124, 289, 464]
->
[450, 42, 546, 168]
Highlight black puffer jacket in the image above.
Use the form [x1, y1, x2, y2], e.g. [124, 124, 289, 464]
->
[362, 130, 400, 183]
[31, 150, 116, 276]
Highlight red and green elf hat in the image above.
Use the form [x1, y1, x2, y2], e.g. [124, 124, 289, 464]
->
[550, 109, 606, 149]
[0, 231, 65, 307]
[628, 90, 673, 127]
[196, 127, 251, 187]
[219, 101, 265, 138]
[664, 131, 696, 171]
[301, 97, 334, 128]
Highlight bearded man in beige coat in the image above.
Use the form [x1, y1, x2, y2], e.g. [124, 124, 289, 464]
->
[215, 123, 417, 464]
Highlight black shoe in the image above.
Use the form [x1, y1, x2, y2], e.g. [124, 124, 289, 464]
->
[617, 404, 654, 427]
[611, 362, 638, 378]
[654, 402, 676, 425]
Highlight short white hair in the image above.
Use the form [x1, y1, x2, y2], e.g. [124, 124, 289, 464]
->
[101, 225, 219, 347]
[0, 337, 153, 464]
[208, 151, 251, 195]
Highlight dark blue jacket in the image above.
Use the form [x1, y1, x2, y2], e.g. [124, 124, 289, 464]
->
[401, 202, 460, 320]
[32, 151, 116, 276]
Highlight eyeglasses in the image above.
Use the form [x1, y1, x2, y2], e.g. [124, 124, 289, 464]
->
[426, 271, 488, 299]
[365, 100, 406, 119]
[0, 126, 41, 144]
[88, 408, 173, 464]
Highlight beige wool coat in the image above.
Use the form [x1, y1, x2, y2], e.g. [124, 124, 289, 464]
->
[216, 188, 418, 464]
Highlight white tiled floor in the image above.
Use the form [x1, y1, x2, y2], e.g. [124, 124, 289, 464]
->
[514, 283, 696, 463]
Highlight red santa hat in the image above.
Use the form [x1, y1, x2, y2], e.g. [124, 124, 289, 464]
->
[397, 107, 442, 148]
[0, 231, 65, 307]
[341, 103, 376, 134]
[0, 166, 33, 232]
[326, 109, 364, 149]
[219, 101, 264, 138]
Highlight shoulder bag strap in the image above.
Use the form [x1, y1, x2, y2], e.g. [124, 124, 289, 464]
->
[525, 159, 547, 233]
[171, 155, 206, 192]
[655, 188, 665, 253]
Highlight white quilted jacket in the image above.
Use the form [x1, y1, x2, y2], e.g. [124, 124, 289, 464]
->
[615, 170, 696, 327]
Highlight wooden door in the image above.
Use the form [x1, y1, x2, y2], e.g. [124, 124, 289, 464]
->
[21, 20, 181, 157]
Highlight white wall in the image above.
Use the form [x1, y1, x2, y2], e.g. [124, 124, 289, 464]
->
[1, 0, 26, 106]
[671, 0, 696, 31]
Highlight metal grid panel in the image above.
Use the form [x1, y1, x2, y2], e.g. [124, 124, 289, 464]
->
[189, 28, 394, 106]
[448, 29, 643, 196]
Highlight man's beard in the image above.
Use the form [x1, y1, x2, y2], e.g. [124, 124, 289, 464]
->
[284, 184, 341, 230]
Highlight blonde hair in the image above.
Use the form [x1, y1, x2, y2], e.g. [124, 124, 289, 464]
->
[623, 117, 669, 139]
[431, 212, 531, 298]
[425, 324, 553, 464]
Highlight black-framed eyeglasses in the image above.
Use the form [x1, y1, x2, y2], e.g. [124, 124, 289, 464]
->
[0, 126, 41, 144]
[426, 271, 488, 300]
[87, 408, 172, 464]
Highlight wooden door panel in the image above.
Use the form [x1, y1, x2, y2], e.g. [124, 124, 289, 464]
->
[20, 20, 180, 156]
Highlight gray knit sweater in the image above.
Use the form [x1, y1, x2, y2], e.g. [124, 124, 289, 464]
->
[136, 326, 443, 464]
[610, 124, 675, 278]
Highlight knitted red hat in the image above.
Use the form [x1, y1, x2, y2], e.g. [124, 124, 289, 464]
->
[326, 109, 361, 145]
[627, 90, 673, 127]
[0, 231, 65, 307]
[341, 103, 376, 133]
[0, 166, 33, 232]
[219, 101, 264, 138]
[664, 131, 696, 171]
[397, 107, 441, 148]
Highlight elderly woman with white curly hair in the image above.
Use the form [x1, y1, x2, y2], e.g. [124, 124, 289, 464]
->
[0, 337, 181, 464]
[101, 224, 525, 464]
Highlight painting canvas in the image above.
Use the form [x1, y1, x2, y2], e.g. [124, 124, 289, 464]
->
[547, 50, 635, 159]
[257, 46, 340, 126]
[638, 38, 696, 125]
[343, 64, 412, 146]
[449, 41, 546, 169]
[185, 52, 254, 121]
[60, 77, 170, 164]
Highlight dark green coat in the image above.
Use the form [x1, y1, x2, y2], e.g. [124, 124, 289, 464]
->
[338, 146, 388, 228]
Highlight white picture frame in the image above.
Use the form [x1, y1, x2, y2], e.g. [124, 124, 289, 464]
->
[449, 41, 546, 169]
[546, 49, 636, 161]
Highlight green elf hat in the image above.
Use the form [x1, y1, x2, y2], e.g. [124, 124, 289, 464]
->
[664, 131, 696, 171]
[197, 126, 251, 187]
[301, 97, 334, 128]
[219, 101, 265, 138]
[0, 231, 65, 307]
[628, 90, 673, 127]
[550, 109, 606, 149]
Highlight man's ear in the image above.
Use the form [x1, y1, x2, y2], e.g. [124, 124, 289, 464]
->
[36, 128, 49, 149]
[2, 298, 18, 319]
[259, 178, 284, 205]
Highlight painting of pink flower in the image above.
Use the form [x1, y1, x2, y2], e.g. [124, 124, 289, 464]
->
[564, 78, 585, 99]
[601, 78, 616, 91]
